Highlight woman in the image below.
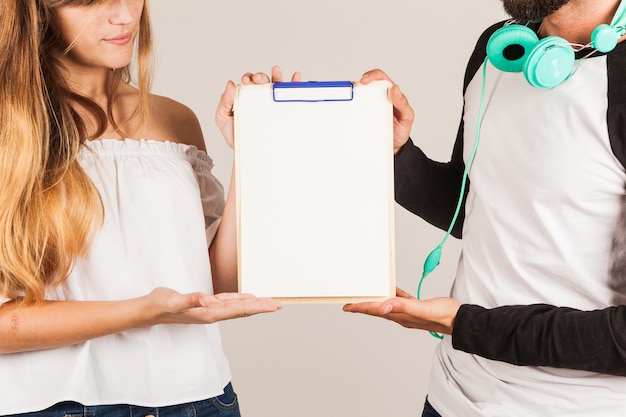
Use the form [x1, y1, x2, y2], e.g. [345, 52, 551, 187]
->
[0, 1, 285, 415]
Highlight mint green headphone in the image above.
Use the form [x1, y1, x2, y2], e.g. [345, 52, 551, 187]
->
[486, 1, 626, 89]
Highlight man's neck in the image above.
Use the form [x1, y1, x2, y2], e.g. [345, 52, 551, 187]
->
[540, 0, 623, 45]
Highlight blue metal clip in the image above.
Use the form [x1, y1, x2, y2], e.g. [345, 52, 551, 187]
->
[272, 81, 354, 102]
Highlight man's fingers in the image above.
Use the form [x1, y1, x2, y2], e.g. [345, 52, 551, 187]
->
[343, 301, 385, 316]
[391, 85, 414, 123]
[360, 68, 393, 85]
[395, 287, 415, 300]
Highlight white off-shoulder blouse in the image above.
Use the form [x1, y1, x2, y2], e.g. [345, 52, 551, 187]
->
[0, 139, 231, 414]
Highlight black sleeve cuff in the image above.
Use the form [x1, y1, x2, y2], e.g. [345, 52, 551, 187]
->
[451, 303, 626, 376]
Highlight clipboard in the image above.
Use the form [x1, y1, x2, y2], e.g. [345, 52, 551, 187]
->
[234, 80, 395, 303]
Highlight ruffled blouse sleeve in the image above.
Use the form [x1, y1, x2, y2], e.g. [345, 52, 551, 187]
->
[187, 147, 226, 245]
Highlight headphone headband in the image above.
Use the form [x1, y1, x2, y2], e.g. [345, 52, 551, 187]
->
[612, 0, 626, 27]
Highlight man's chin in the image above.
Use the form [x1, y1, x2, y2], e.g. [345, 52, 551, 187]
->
[501, 0, 571, 22]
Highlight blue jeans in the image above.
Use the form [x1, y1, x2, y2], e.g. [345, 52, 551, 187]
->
[422, 397, 442, 417]
[3, 383, 240, 417]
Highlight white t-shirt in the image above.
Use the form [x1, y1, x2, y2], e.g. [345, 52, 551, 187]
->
[0, 139, 231, 414]
[427, 40, 626, 417]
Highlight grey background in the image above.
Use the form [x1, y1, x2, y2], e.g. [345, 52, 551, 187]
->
[149, 2, 506, 416]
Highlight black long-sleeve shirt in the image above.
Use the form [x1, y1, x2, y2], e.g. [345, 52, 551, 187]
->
[394, 20, 626, 377]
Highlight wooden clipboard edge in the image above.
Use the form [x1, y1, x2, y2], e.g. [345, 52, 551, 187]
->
[233, 83, 244, 294]
[274, 295, 393, 305]
[382, 80, 397, 301]
[233, 80, 396, 301]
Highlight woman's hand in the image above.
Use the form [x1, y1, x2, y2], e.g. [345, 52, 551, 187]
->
[215, 65, 302, 149]
[146, 287, 282, 325]
[360, 69, 415, 154]
[343, 287, 460, 335]
[0, 287, 282, 354]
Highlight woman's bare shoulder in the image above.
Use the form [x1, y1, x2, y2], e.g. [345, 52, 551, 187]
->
[145, 93, 207, 151]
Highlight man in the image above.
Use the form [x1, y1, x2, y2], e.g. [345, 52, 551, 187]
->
[344, 1, 626, 415]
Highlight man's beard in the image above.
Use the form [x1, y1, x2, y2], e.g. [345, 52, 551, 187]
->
[501, 0, 572, 21]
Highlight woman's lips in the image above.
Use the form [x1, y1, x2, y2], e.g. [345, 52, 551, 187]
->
[105, 33, 132, 46]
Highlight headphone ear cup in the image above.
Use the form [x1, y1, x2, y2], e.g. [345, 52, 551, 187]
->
[487, 25, 539, 73]
[592, 23, 619, 53]
[524, 36, 575, 89]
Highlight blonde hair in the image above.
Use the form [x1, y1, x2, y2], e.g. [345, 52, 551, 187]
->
[0, 0, 153, 304]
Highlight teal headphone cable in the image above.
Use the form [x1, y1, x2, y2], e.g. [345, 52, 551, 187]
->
[417, 58, 488, 339]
